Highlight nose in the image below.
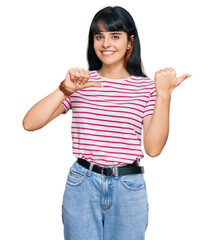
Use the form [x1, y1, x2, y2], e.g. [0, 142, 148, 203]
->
[102, 37, 111, 48]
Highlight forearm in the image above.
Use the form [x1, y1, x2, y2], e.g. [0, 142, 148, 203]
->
[144, 94, 171, 156]
[23, 87, 68, 131]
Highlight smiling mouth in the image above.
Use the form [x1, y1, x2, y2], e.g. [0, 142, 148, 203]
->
[101, 51, 116, 56]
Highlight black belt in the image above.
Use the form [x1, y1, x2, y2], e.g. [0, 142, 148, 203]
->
[77, 158, 144, 178]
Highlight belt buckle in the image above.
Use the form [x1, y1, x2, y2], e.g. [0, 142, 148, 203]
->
[101, 166, 115, 178]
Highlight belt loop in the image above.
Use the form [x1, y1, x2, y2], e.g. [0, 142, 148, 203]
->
[87, 162, 94, 176]
[114, 166, 119, 179]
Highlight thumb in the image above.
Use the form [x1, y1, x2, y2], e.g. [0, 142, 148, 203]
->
[83, 81, 103, 88]
[177, 73, 192, 85]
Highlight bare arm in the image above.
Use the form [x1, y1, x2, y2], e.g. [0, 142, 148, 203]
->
[22, 88, 68, 131]
[143, 67, 191, 157]
[143, 95, 170, 157]
[22, 67, 102, 131]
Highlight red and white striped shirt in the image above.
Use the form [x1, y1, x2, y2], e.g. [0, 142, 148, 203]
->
[62, 70, 157, 167]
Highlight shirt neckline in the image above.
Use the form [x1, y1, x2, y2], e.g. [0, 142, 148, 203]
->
[95, 70, 134, 81]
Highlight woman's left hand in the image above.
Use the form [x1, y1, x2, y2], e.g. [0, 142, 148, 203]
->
[154, 67, 191, 97]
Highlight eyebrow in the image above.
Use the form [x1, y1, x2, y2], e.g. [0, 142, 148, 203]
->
[94, 32, 122, 35]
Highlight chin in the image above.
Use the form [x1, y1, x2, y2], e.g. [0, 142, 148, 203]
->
[98, 57, 124, 66]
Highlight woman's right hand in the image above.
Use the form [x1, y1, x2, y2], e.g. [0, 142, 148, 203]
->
[63, 67, 102, 92]
[23, 67, 102, 131]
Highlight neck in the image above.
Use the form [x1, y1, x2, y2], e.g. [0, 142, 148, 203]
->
[97, 64, 131, 79]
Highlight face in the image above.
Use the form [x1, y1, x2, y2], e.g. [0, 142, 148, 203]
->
[93, 30, 133, 67]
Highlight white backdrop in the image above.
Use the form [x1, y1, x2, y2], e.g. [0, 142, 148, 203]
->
[1, 0, 213, 239]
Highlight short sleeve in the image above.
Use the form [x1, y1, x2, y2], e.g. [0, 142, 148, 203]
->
[61, 95, 72, 114]
[142, 81, 157, 120]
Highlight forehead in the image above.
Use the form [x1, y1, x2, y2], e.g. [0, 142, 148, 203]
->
[93, 20, 126, 35]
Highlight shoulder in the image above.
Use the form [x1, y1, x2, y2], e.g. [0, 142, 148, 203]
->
[89, 70, 96, 75]
[132, 75, 153, 80]
[131, 75, 156, 94]
[131, 75, 155, 84]
[89, 70, 100, 79]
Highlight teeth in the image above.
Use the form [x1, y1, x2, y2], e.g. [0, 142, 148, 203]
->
[102, 51, 115, 55]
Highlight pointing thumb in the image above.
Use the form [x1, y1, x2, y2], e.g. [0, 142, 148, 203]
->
[177, 73, 191, 85]
[90, 81, 103, 88]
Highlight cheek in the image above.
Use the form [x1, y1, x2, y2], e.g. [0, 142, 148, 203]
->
[116, 41, 128, 52]
[93, 43, 102, 59]
[118, 45, 128, 56]
[93, 42, 100, 53]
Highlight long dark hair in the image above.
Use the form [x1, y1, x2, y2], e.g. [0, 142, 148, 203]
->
[87, 6, 148, 77]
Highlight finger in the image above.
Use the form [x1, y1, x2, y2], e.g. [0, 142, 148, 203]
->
[155, 70, 160, 76]
[81, 77, 89, 86]
[177, 74, 191, 85]
[163, 68, 172, 74]
[74, 68, 81, 81]
[69, 68, 76, 81]
[169, 67, 175, 72]
[78, 68, 86, 81]
[74, 67, 80, 73]
[83, 81, 102, 88]
[65, 71, 70, 81]
[168, 68, 176, 76]
[72, 67, 81, 81]
[81, 71, 90, 85]
[75, 69, 84, 85]
[86, 71, 91, 81]
[163, 67, 174, 71]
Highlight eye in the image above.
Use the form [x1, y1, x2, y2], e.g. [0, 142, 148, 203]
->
[113, 35, 119, 39]
[95, 35, 102, 40]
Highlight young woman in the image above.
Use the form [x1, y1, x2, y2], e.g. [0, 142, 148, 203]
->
[23, 6, 191, 240]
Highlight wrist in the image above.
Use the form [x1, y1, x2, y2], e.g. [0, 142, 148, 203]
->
[59, 80, 74, 96]
[156, 92, 171, 101]
[54, 87, 70, 101]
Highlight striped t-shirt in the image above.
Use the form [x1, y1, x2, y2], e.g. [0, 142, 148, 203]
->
[62, 70, 157, 167]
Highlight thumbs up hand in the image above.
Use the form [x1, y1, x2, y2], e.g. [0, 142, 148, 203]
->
[154, 67, 191, 97]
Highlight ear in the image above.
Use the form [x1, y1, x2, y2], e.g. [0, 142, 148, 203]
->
[129, 35, 134, 45]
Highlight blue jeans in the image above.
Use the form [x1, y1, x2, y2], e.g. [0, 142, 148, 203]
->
[62, 160, 149, 240]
